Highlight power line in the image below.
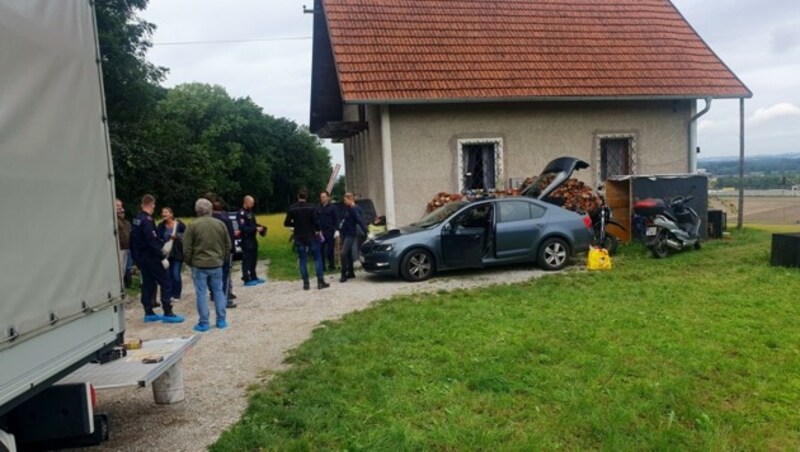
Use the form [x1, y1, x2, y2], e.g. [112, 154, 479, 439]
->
[152, 36, 312, 46]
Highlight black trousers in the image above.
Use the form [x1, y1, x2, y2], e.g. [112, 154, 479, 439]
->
[341, 236, 357, 277]
[322, 230, 336, 268]
[241, 241, 258, 282]
[138, 257, 172, 315]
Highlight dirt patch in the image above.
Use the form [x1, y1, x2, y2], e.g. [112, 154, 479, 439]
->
[86, 262, 556, 451]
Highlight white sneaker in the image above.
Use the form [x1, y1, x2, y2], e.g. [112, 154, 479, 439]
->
[170, 297, 180, 303]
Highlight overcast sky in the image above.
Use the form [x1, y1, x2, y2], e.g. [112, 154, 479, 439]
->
[140, 0, 800, 168]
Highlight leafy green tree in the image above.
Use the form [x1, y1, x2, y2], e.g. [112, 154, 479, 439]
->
[95, 0, 166, 208]
[269, 120, 333, 211]
[136, 83, 331, 215]
[95, 2, 332, 214]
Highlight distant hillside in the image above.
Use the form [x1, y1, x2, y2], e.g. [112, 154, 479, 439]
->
[699, 153, 800, 176]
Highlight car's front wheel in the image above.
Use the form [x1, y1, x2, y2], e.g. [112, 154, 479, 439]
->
[537, 237, 570, 271]
[400, 248, 435, 282]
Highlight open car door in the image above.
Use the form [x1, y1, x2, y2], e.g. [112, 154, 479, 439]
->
[440, 203, 492, 268]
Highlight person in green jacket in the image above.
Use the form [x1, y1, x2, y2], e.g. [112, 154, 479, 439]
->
[183, 198, 232, 332]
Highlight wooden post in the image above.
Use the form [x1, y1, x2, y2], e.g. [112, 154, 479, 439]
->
[737, 98, 745, 230]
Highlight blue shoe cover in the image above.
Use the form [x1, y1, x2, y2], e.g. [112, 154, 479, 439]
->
[216, 320, 228, 329]
[162, 314, 185, 324]
[143, 314, 162, 323]
[193, 323, 210, 332]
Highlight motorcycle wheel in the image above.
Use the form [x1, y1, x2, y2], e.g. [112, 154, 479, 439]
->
[650, 230, 670, 259]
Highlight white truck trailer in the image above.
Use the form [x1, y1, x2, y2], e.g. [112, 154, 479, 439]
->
[1, 1, 126, 449]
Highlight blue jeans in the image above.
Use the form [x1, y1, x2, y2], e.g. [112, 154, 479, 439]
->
[169, 259, 183, 298]
[191, 267, 226, 326]
[295, 238, 324, 282]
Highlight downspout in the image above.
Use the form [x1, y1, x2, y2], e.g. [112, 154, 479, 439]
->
[380, 105, 396, 229]
[688, 97, 713, 173]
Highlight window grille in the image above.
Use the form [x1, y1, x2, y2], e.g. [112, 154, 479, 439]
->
[462, 143, 499, 191]
[600, 139, 631, 180]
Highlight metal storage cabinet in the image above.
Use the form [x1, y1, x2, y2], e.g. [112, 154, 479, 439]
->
[606, 174, 710, 241]
[708, 210, 727, 239]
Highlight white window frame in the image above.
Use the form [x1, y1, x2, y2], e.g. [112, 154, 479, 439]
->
[456, 137, 504, 192]
[594, 133, 637, 183]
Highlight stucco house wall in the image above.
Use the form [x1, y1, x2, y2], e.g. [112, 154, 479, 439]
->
[346, 100, 693, 226]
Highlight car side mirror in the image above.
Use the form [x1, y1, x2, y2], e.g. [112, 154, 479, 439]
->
[441, 222, 452, 234]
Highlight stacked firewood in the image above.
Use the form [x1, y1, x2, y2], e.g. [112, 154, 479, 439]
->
[426, 178, 600, 215]
[539, 176, 601, 215]
[426, 192, 464, 213]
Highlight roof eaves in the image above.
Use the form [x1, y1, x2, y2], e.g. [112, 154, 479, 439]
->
[345, 93, 752, 105]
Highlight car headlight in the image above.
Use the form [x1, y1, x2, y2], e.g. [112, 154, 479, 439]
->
[375, 244, 394, 252]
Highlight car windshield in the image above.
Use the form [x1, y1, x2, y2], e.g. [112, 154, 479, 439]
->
[411, 201, 469, 228]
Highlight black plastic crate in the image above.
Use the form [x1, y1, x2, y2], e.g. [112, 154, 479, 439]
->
[707, 210, 727, 239]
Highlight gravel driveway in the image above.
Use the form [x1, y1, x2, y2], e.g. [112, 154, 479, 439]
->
[88, 261, 555, 451]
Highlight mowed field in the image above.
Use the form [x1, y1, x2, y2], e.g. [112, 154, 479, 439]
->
[710, 195, 800, 226]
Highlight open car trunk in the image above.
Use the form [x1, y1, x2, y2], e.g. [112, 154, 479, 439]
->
[520, 157, 590, 201]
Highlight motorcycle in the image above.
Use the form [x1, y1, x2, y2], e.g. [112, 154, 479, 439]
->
[633, 195, 701, 258]
[591, 187, 625, 255]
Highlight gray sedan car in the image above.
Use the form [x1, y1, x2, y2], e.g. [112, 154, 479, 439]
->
[360, 197, 593, 281]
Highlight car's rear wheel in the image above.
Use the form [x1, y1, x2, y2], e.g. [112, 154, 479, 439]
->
[400, 249, 434, 282]
[538, 237, 570, 271]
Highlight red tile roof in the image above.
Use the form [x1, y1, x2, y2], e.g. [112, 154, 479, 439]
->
[322, 0, 752, 102]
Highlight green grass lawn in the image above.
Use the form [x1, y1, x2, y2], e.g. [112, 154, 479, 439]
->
[254, 213, 298, 281]
[212, 228, 800, 451]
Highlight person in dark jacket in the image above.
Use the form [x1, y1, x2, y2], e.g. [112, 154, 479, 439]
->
[116, 198, 132, 288]
[130, 194, 185, 324]
[157, 207, 186, 302]
[339, 192, 368, 283]
[316, 191, 339, 271]
[212, 199, 237, 308]
[237, 195, 266, 286]
[285, 188, 330, 290]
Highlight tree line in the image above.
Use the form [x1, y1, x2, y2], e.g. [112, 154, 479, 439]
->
[96, 0, 332, 216]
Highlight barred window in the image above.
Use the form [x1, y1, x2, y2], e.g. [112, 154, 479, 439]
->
[462, 143, 498, 190]
[600, 138, 631, 180]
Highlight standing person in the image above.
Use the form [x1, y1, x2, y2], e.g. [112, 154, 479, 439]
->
[183, 198, 232, 332]
[236, 195, 266, 286]
[130, 194, 185, 323]
[212, 199, 237, 308]
[285, 188, 330, 291]
[339, 193, 368, 283]
[316, 191, 339, 271]
[157, 207, 186, 303]
[115, 199, 133, 288]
